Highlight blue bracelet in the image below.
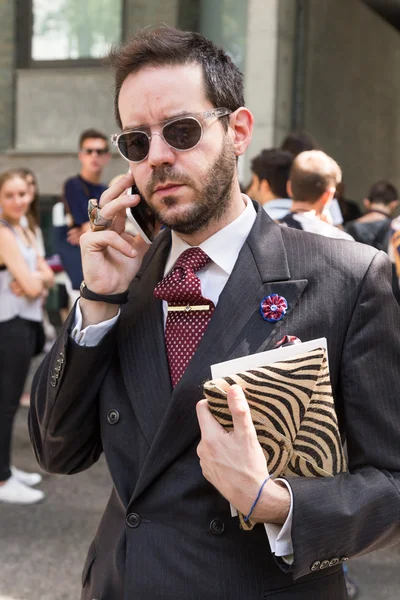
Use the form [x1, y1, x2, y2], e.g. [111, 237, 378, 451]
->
[243, 475, 273, 523]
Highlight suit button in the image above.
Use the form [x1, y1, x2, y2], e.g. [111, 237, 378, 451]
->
[329, 558, 339, 566]
[210, 519, 225, 535]
[59, 352, 65, 362]
[126, 513, 141, 528]
[50, 375, 57, 387]
[320, 560, 330, 569]
[340, 556, 349, 563]
[107, 410, 120, 425]
[310, 561, 320, 571]
[56, 359, 62, 369]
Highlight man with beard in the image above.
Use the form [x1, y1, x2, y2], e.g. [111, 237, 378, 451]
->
[29, 26, 400, 600]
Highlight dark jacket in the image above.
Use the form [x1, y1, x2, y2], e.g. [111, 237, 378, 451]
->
[29, 206, 400, 600]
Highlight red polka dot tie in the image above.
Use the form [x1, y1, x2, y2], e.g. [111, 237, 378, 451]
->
[154, 247, 215, 387]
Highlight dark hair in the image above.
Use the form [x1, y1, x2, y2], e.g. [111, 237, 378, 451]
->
[17, 168, 40, 232]
[289, 150, 342, 203]
[79, 128, 109, 150]
[107, 26, 244, 129]
[251, 149, 293, 198]
[367, 180, 399, 205]
[281, 131, 319, 157]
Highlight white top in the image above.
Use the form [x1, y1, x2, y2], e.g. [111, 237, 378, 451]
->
[288, 211, 354, 241]
[0, 222, 42, 323]
[263, 198, 344, 227]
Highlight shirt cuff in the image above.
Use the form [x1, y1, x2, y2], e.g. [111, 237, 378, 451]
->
[264, 478, 294, 563]
[71, 300, 120, 347]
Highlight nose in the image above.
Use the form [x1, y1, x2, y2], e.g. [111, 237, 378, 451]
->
[147, 132, 175, 168]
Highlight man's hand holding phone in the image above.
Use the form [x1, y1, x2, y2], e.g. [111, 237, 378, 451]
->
[79, 171, 149, 327]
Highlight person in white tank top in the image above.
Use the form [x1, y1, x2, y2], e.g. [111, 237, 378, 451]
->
[0, 169, 54, 505]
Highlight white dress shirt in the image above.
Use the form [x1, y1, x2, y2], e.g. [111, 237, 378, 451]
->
[71, 195, 294, 559]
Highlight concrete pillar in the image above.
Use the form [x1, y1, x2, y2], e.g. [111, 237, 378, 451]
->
[0, 0, 15, 151]
[243, 0, 296, 181]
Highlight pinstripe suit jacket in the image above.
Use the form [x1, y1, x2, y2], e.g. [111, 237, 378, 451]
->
[29, 204, 400, 600]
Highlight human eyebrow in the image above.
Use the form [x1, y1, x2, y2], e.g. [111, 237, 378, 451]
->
[122, 111, 193, 132]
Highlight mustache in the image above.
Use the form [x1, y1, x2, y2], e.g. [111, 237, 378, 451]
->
[145, 167, 195, 196]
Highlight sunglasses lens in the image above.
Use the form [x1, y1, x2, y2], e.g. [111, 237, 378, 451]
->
[118, 132, 149, 162]
[163, 118, 202, 150]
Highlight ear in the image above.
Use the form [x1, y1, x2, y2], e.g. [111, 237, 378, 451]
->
[322, 187, 336, 207]
[389, 200, 399, 213]
[260, 179, 271, 195]
[364, 198, 371, 210]
[287, 180, 293, 198]
[229, 108, 254, 157]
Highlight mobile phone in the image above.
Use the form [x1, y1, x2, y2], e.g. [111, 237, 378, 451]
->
[125, 185, 156, 244]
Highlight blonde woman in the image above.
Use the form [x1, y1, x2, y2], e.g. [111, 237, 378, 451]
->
[0, 169, 54, 504]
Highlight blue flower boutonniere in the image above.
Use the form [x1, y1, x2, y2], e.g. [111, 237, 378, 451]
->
[260, 294, 288, 322]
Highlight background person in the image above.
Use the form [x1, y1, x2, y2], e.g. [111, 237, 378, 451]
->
[280, 131, 345, 228]
[54, 129, 110, 300]
[18, 168, 46, 256]
[0, 169, 54, 504]
[347, 180, 400, 306]
[245, 149, 293, 220]
[345, 180, 399, 250]
[18, 168, 57, 407]
[281, 150, 354, 241]
[64, 128, 111, 246]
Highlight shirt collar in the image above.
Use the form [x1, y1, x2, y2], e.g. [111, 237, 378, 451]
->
[164, 195, 257, 276]
[265, 198, 291, 208]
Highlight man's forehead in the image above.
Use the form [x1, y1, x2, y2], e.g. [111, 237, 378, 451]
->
[81, 138, 107, 147]
[118, 63, 209, 129]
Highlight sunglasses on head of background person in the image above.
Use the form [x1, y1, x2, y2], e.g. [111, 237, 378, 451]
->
[111, 108, 232, 163]
[81, 148, 109, 155]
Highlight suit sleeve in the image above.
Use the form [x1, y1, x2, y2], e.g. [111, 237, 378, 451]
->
[287, 250, 400, 579]
[28, 307, 118, 475]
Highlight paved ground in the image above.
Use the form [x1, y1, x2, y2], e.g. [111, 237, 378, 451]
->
[1, 407, 399, 600]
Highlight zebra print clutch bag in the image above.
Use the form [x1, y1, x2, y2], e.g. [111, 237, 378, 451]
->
[203, 347, 347, 530]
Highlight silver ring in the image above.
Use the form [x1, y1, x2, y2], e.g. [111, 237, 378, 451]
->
[88, 199, 113, 231]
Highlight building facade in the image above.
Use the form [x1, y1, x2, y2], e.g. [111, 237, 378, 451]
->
[0, 0, 399, 209]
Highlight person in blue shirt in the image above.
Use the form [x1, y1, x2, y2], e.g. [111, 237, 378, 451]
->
[65, 128, 111, 243]
[56, 129, 111, 290]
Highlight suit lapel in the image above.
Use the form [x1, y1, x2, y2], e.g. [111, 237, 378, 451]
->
[131, 207, 308, 501]
[118, 230, 172, 444]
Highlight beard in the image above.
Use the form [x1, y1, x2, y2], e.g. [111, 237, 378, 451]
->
[141, 136, 237, 235]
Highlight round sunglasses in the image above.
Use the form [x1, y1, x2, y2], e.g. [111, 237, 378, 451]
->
[111, 108, 232, 163]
